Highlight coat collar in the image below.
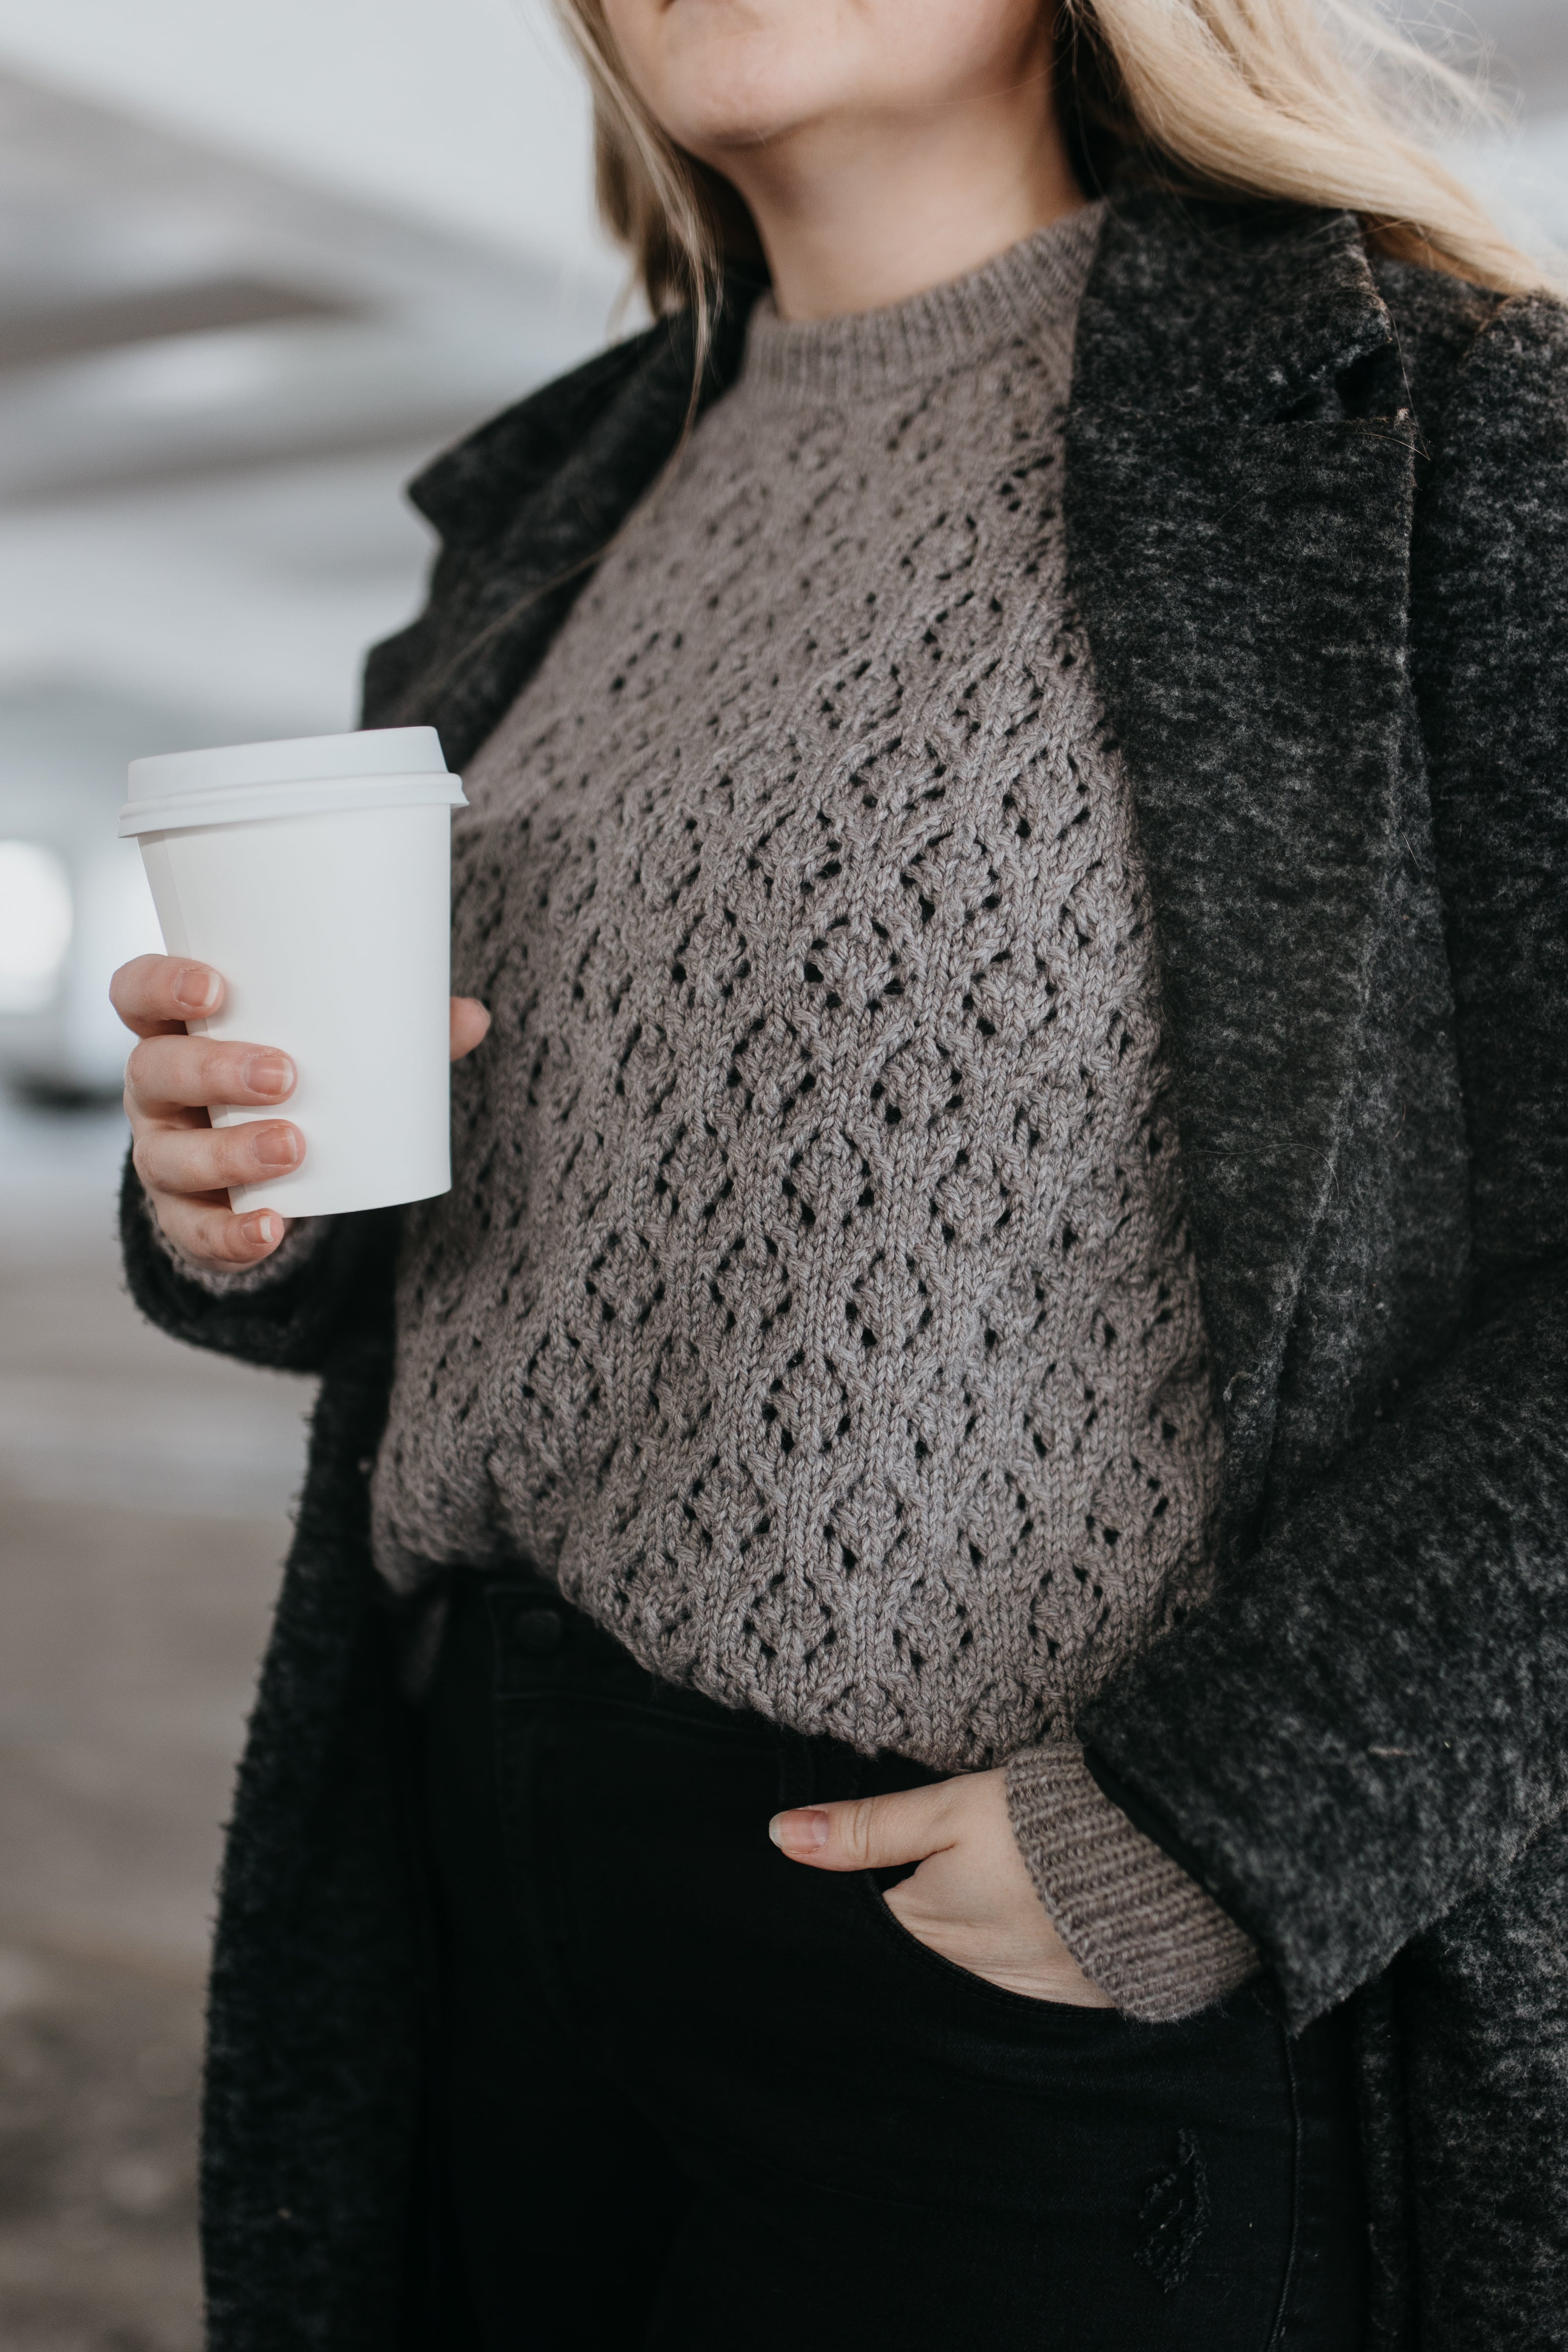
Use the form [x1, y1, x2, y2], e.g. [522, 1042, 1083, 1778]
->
[369, 193, 1417, 1546]
[1077, 191, 1398, 420]
[362, 284, 760, 770]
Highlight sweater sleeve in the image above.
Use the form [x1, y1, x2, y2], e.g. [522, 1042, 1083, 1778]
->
[1006, 1743, 1258, 2020]
[121, 1147, 397, 1375]
[1071, 293, 1568, 2033]
[140, 1182, 332, 1296]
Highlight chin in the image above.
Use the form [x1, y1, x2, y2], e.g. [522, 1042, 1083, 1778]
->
[608, 0, 852, 153]
[664, 77, 818, 158]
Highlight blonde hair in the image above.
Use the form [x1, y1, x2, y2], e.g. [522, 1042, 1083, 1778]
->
[552, 0, 1557, 327]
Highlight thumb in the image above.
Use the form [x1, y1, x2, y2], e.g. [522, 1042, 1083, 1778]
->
[450, 995, 491, 1063]
[768, 1783, 956, 1872]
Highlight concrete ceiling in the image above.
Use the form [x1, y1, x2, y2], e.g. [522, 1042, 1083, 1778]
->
[0, 61, 626, 744]
[0, 67, 620, 510]
[0, 0, 613, 280]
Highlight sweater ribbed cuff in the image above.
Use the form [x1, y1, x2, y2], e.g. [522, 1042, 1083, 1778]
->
[142, 1184, 329, 1295]
[1005, 1741, 1259, 2022]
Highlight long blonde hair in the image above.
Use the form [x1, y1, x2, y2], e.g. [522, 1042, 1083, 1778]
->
[552, 0, 1557, 327]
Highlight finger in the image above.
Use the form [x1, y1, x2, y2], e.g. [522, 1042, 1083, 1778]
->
[110, 955, 224, 1038]
[160, 1200, 291, 1270]
[450, 995, 491, 1062]
[126, 1034, 295, 1118]
[768, 1782, 960, 1872]
[133, 1118, 303, 1200]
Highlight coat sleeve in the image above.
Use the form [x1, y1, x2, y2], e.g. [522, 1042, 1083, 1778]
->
[120, 1151, 397, 1377]
[1075, 290, 1568, 2032]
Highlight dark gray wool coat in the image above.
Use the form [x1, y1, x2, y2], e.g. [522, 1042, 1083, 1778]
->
[120, 191, 1568, 2350]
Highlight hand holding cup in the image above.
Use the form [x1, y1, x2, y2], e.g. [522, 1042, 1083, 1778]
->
[114, 954, 490, 1275]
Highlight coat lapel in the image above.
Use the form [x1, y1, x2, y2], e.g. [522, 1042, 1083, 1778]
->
[363, 288, 758, 770]
[1065, 195, 1420, 1547]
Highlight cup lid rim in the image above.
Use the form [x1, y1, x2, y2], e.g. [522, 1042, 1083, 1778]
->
[119, 767, 466, 837]
[127, 726, 449, 799]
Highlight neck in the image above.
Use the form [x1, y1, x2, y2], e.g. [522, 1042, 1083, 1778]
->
[707, 67, 1085, 323]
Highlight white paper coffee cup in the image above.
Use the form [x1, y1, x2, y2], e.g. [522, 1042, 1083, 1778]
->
[121, 727, 467, 1219]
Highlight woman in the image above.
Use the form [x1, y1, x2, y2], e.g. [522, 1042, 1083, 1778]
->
[111, 1, 1568, 2346]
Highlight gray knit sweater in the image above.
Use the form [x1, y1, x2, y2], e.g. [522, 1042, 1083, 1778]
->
[358, 209, 1254, 2017]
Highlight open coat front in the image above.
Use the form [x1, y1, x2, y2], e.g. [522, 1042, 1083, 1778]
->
[121, 194, 1568, 2350]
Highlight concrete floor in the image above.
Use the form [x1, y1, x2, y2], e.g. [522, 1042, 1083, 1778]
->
[0, 1095, 314, 2349]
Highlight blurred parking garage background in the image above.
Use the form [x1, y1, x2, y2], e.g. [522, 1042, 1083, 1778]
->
[0, 3, 1563, 2344]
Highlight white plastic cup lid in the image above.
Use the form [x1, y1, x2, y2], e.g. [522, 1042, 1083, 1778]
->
[121, 727, 466, 836]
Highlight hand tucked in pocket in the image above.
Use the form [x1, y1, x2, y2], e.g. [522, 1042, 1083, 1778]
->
[770, 1767, 1116, 2008]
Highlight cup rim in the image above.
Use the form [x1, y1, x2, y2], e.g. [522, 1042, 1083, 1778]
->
[121, 769, 467, 838]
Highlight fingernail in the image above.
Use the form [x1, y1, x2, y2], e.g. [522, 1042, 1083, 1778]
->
[252, 1126, 300, 1170]
[242, 1213, 281, 1248]
[769, 1809, 829, 1853]
[173, 965, 220, 1013]
[244, 1052, 294, 1099]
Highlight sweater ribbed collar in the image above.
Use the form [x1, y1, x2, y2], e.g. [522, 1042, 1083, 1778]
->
[736, 200, 1106, 405]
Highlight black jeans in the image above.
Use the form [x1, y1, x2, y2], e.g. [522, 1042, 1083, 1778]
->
[412, 1570, 1368, 2351]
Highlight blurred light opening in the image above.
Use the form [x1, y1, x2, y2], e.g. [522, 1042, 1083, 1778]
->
[0, 841, 73, 1011]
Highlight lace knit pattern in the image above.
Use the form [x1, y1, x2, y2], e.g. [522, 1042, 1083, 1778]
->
[373, 208, 1226, 1776]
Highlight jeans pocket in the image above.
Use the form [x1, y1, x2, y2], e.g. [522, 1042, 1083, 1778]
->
[857, 1872, 1123, 2027]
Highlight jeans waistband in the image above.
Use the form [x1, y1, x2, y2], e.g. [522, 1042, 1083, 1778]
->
[431, 1557, 782, 1743]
